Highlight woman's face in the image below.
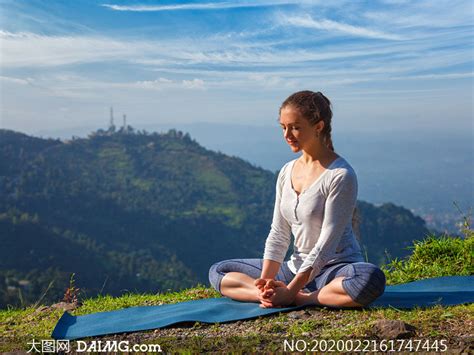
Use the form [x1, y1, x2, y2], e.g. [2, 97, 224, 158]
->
[279, 105, 322, 152]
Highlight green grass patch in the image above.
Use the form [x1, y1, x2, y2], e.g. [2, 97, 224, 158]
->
[76, 285, 219, 316]
[383, 233, 473, 285]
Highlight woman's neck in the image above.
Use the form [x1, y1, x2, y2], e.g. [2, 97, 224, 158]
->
[299, 145, 338, 166]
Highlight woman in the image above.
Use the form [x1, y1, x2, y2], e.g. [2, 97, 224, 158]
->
[208, 90, 386, 308]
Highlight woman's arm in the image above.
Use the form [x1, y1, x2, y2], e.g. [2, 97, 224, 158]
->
[255, 259, 282, 297]
[257, 166, 292, 303]
[260, 259, 281, 279]
[262, 166, 292, 266]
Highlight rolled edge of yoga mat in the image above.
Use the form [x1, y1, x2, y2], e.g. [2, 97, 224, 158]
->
[51, 312, 76, 339]
[383, 275, 474, 292]
[369, 291, 474, 308]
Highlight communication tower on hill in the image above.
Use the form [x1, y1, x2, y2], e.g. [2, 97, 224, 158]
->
[109, 106, 116, 132]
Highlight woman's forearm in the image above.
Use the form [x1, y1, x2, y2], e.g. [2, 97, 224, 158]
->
[286, 268, 312, 296]
[260, 259, 281, 279]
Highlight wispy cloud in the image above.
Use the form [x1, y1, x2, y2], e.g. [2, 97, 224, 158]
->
[182, 78, 205, 89]
[362, 0, 473, 29]
[0, 31, 135, 67]
[0, 75, 33, 85]
[282, 14, 403, 40]
[1, 30, 405, 68]
[2, 28, 470, 86]
[133, 78, 173, 90]
[393, 72, 474, 80]
[101, 1, 295, 12]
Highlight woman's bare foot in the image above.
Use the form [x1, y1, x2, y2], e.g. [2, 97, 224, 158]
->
[294, 291, 318, 306]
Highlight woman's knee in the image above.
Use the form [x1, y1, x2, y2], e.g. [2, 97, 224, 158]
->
[208, 260, 228, 293]
[208, 258, 262, 293]
[341, 262, 386, 306]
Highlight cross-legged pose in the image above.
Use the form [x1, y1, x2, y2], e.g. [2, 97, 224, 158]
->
[209, 90, 386, 308]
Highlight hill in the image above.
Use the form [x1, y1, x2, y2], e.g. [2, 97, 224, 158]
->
[0, 128, 430, 308]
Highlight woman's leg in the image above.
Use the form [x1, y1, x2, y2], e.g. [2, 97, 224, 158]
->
[208, 259, 294, 302]
[220, 272, 261, 302]
[295, 262, 386, 307]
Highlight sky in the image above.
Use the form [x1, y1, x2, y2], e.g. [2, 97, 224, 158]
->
[0, 0, 473, 135]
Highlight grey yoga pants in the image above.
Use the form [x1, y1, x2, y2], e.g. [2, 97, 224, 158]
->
[208, 258, 386, 306]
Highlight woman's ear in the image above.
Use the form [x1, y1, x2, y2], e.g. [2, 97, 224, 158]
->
[315, 120, 325, 137]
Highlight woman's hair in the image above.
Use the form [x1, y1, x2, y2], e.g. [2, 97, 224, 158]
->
[280, 90, 334, 151]
[280, 90, 360, 237]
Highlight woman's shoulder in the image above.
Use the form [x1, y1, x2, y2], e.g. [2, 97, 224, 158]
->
[328, 156, 358, 185]
[282, 158, 297, 172]
[276, 159, 297, 183]
[333, 156, 356, 174]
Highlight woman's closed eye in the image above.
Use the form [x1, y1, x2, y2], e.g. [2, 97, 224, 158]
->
[280, 126, 300, 131]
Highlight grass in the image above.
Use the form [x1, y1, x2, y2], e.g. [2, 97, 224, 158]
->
[383, 230, 473, 285]
[75, 285, 219, 315]
[1, 231, 472, 353]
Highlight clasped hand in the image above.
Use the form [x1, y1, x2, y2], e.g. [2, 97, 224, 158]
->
[254, 278, 296, 308]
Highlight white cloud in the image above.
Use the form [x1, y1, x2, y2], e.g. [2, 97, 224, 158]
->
[392, 72, 474, 81]
[247, 73, 299, 88]
[101, 1, 296, 12]
[282, 14, 403, 40]
[182, 78, 205, 89]
[1, 26, 468, 75]
[0, 30, 330, 69]
[379, 0, 411, 4]
[0, 75, 33, 85]
[132, 78, 174, 89]
[0, 31, 136, 67]
[362, 0, 473, 29]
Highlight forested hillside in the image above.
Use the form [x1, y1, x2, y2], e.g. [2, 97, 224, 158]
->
[0, 128, 429, 308]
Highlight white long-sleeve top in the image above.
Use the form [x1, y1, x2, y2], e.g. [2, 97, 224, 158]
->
[263, 156, 364, 283]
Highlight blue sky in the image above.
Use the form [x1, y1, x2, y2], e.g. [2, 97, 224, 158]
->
[0, 0, 472, 135]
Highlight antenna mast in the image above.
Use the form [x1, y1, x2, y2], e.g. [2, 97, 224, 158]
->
[110, 107, 114, 127]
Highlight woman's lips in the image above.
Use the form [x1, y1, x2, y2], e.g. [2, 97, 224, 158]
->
[287, 140, 298, 146]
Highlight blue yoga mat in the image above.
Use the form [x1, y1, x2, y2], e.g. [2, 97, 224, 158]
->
[52, 276, 474, 340]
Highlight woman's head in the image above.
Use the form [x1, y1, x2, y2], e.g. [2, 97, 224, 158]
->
[279, 90, 334, 151]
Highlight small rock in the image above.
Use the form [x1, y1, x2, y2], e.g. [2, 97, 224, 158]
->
[33, 306, 49, 314]
[288, 310, 312, 320]
[373, 319, 416, 339]
[50, 302, 78, 311]
[288, 312, 301, 320]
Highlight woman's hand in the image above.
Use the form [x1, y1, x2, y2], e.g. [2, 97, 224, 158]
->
[255, 279, 296, 308]
[254, 278, 282, 298]
[254, 278, 271, 294]
[261, 284, 297, 308]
